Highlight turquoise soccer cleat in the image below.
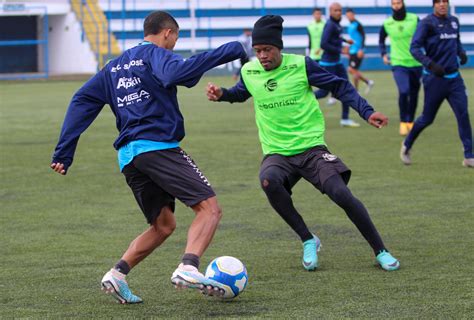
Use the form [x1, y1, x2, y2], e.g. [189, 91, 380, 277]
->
[302, 234, 321, 271]
[376, 250, 400, 271]
[101, 269, 143, 304]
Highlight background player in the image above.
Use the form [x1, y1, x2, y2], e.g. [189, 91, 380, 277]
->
[207, 15, 400, 272]
[401, 0, 473, 167]
[234, 28, 253, 80]
[50, 11, 247, 304]
[314, 2, 360, 127]
[345, 8, 374, 94]
[307, 7, 325, 63]
[379, 0, 422, 136]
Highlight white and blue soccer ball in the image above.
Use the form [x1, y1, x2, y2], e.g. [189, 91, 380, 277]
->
[205, 256, 248, 299]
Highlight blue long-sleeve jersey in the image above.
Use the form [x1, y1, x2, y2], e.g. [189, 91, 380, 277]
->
[410, 14, 465, 74]
[219, 56, 374, 121]
[52, 41, 245, 170]
[321, 17, 344, 63]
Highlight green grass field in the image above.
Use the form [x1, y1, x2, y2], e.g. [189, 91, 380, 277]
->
[1, 70, 473, 319]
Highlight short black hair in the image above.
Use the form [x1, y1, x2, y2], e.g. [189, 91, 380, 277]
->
[313, 7, 322, 13]
[346, 8, 354, 13]
[143, 11, 179, 36]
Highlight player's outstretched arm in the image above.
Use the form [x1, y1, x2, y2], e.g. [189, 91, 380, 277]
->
[153, 41, 246, 88]
[305, 57, 374, 121]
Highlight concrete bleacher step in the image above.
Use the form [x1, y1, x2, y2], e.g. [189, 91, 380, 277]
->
[71, 0, 121, 65]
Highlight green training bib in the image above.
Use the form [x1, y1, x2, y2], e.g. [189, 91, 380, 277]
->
[383, 13, 422, 67]
[241, 54, 326, 156]
[307, 21, 326, 60]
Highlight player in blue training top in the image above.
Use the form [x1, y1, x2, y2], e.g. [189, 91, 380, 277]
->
[314, 2, 360, 128]
[345, 8, 374, 94]
[400, 0, 473, 168]
[50, 11, 247, 304]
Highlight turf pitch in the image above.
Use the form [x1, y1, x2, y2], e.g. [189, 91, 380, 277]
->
[1, 70, 473, 318]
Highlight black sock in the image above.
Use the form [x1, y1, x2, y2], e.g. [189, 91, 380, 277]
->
[260, 169, 313, 242]
[114, 259, 131, 275]
[182, 253, 200, 269]
[323, 174, 387, 255]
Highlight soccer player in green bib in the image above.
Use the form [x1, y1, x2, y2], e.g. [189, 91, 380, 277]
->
[207, 15, 400, 271]
[379, 0, 423, 136]
[307, 7, 325, 62]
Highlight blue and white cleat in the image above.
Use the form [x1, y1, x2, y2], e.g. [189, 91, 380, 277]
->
[376, 250, 400, 271]
[171, 263, 225, 297]
[101, 269, 143, 304]
[302, 234, 321, 271]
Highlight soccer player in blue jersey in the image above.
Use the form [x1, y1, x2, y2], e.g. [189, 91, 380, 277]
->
[314, 2, 360, 127]
[50, 11, 247, 304]
[345, 8, 374, 94]
[400, 0, 473, 167]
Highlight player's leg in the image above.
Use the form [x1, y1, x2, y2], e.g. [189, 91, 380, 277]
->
[121, 206, 176, 269]
[406, 67, 423, 130]
[401, 75, 446, 164]
[392, 66, 411, 135]
[259, 155, 320, 270]
[348, 64, 360, 91]
[446, 76, 474, 166]
[336, 64, 359, 127]
[101, 163, 176, 304]
[297, 146, 399, 271]
[132, 148, 225, 295]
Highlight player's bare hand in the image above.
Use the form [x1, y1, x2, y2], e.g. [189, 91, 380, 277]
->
[383, 54, 391, 65]
[368, 112, 388, 129]
[342, 46, 349, 55]
[357, 49, 364, 59]
[346, 39, 354, 45]
[206, 82, 223, 101]
[50, 162, 67, 175]
[315, 48, 321, 55]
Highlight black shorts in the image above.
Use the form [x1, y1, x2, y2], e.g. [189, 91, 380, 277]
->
[122, 148, 216, 224]
[349, 54, 363, 70]
[259, 145, 351, 194]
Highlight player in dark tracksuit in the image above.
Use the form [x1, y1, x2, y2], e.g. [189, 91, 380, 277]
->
[400, 0, 473, 167]
[315, 3, 360, 127]
[51, 11, 247, 304]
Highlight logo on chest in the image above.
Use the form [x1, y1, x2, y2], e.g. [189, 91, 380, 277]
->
[264, 79, 278, 92]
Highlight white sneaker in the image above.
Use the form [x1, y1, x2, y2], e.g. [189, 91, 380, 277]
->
[340, 119, 360, 127]
[101, 269, 143, 304]
[462, 158, 474, 168]
[327, 97, 337, 105]
[400, 143, 412, 165]
[171, 263, 225, 297]
[365, 80, 374, 94]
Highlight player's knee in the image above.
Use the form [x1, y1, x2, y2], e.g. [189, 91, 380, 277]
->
[159, 221, 176, 237]
[207, 205, 223, 223]
[259, 173, 282, 194]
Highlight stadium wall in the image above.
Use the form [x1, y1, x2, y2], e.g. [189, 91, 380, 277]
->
[48, 12, 97, 74]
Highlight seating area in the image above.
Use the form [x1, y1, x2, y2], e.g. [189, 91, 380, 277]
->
[99, 0, 474, 70]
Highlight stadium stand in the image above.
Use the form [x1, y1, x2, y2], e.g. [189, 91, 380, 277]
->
[99, 0, 474, 70]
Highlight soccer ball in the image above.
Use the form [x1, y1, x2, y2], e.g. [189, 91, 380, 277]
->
[205, 256, 248, 299]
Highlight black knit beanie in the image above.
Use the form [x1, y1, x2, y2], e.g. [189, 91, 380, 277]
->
[252, 15, 284, 49]
[433, 0, 448, 6]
